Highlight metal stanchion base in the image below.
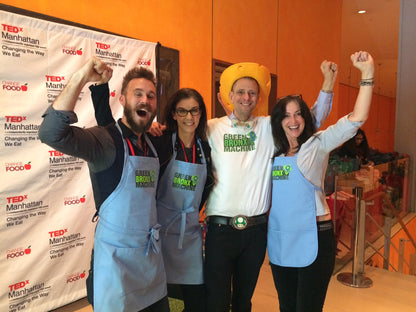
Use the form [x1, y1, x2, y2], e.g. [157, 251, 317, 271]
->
[337, 272, 373, 288]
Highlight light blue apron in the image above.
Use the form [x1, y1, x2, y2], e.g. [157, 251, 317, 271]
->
[156, 133, 206, 284]
[267, 154, 318, 267]
[93, 124, 167, 312]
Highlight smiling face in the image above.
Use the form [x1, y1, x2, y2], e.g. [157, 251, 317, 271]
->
[281, 100, 305, 143]
[120, 78, 157, 134]
[173, 98, 201, 137]
[229, 77, 259, 121]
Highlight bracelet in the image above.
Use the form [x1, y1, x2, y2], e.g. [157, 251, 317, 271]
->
[321, 89, 333, 94]
[360, 79, 374, 86]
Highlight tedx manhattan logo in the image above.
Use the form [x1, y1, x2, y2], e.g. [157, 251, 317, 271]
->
[1, 24, 23, 33]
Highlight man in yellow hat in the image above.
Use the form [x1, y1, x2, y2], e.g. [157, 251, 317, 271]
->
[204, 61, 337, 312]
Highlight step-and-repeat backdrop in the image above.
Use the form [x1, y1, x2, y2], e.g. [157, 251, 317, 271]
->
[0, 9, 156, 312]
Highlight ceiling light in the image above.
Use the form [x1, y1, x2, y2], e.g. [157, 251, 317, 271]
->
[358, 10, 366, 14]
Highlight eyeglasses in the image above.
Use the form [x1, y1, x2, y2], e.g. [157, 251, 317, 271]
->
[175, 107, 201, 117]
[277, 94, 303, 101]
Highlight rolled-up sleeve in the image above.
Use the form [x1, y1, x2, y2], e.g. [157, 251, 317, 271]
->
[38, 105, 116, 170]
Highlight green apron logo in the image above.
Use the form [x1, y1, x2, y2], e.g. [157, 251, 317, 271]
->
[272, 165, 292, 180]
[172, 172, 199, 191]
[223, 131, 256, 152]
[135, 170, 156, 188]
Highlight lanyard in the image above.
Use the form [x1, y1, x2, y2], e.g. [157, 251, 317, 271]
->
[179, 139, 195, 164]
[126, 137, 146, 156]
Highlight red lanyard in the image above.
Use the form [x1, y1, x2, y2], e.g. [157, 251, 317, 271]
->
[126, 138, 146, 156]
[180, 140, 195, 163]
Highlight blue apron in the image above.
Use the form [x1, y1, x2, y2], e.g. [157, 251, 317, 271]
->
[93, 124, 166, 312]
[267, 154, 318, 267]
[156, 133, 206, 284]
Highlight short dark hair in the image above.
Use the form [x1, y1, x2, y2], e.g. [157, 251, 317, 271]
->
[121, 67, 156, 95]
[162, 88, 207, 141]
[271, 95, 316, 156]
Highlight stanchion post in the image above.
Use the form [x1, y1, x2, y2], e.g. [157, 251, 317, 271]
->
[383, 216, 392, 270]
[337, 187, 373, 288]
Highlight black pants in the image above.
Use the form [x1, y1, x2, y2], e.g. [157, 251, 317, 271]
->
[205, 222, 267, 312]
[181, 284, 206, 312]
[140, 295, 170, 312]
[270, 221, 336, 312]
[168, 283, 206, 312]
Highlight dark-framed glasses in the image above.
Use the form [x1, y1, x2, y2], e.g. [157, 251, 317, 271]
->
[175, 107, 201, 117]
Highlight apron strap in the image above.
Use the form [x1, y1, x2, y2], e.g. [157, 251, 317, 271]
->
[146, 224, 161, 256]
[164, 206, 195, 249]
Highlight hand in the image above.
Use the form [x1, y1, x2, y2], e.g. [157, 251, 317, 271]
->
[76, 57, 113, 85]
[97, 66, 113, 85]
[350, 51, 374, 79]
[320, 60, 338, 92]
[147, 121, 166, 136]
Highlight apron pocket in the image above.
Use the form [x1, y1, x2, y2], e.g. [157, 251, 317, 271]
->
[268, 229, 318, 267]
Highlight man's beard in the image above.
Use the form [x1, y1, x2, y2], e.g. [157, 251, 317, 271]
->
[123, 103, 156, 134]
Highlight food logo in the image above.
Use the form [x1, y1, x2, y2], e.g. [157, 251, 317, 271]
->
[2, 81, 28, 92]
[63, 195, 86, 206]
[6, 246, 32, 260]
[62, 45, 83, 56]
[5, 161, 32, 172]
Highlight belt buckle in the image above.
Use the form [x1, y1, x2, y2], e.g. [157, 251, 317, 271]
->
[231, 215, 248, 230]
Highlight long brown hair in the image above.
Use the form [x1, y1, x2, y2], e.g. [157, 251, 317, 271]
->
[271, 95, 316, 156]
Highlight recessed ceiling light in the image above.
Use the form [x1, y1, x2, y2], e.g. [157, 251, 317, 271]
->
[358, 10, 366, 14]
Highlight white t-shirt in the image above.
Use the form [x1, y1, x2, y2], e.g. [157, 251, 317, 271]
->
[206, 115, 274, 217]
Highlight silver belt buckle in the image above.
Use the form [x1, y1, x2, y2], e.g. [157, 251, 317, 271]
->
[231, 215, 248, 230]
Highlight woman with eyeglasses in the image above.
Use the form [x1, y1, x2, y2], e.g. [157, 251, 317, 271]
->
[268, 51, 374, 312]
[91, 84, 213, 312]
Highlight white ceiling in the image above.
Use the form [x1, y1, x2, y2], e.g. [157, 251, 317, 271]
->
[340, 0, 400, 97]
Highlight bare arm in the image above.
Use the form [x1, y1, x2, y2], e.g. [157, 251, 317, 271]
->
[320, 60, 338, 93]
[348, 51, 374, 122]
[52, 57, 112, 111]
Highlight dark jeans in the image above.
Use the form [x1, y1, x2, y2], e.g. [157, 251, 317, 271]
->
[140, 295, 170, 312]
[205, 222, 267, 312]
[270, 221, 336, 312]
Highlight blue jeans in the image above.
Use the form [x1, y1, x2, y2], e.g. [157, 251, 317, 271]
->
[270, 221, 336, 312]
[205, 222, 267, 312]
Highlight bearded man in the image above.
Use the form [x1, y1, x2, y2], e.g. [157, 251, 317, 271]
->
[39, 57, 169, 312]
